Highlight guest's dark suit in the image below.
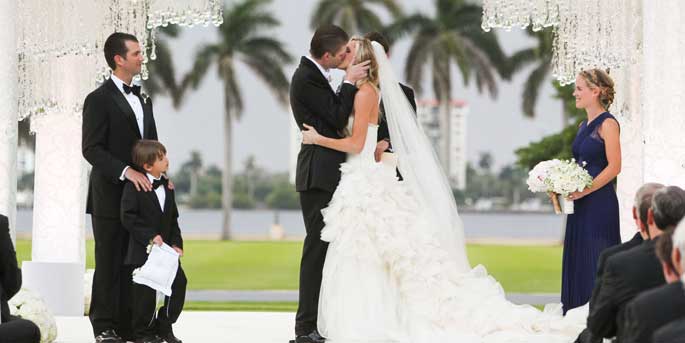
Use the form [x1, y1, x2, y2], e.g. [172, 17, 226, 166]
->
[82, 77, 157, 338]
[622, 281, 685, 343]
[587, 238, 666, 341]
[653, 317, 685, 343]
[0, 215, 40, 343]
[120, 180, 185, 338]
[576, 232, 644, 343]
[289, 57, 357, 336]
[376, 83, 417, 146]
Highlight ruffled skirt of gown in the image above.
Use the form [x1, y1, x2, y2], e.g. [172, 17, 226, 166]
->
[317, 158, 587, 343]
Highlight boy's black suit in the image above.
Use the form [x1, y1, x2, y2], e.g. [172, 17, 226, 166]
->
[120, 179, 185, 339]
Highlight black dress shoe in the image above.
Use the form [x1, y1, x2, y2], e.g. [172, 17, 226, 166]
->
[161, 331, 183, 343]
[95, 330, 124, 343]
[294, 330, 325, 343]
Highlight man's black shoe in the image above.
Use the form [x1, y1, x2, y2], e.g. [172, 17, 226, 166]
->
[95, 330, 124, 343]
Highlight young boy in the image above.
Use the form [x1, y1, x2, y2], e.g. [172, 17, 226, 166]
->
[121, 140, 186, 343]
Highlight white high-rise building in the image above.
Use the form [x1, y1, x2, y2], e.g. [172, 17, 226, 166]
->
[416, 99, 468, 190]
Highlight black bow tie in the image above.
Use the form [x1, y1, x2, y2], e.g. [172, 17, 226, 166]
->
[123, 84, 142, 97]
[152, 177, 168, 190]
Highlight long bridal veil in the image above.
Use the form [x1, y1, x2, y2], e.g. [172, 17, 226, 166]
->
[372, 41, 470, 273]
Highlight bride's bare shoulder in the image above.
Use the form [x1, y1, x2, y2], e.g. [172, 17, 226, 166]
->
[355, 83, 380, 103]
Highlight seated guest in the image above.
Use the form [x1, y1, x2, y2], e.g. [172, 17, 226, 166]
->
[587, 186, 685, 341]
[653, 317, 685, 343]
[576, 183, 662, 343]
[0, 214, 41, 343]
[623, 227, 685, 343]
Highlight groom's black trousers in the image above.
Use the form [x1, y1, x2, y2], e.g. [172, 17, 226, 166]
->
[296, 188, 333, 336]
[89, 216, 133, 339]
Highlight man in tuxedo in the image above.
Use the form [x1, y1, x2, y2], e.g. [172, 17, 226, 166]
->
[653, 317, 685, 343]
[289, 25, 370, 343]
[0, 215, 41, 343]
[575, 183, 661, 343]
[587, 186, 685, 341]
[82, 32, 158, 343]
[363, 31, 417, 164]
[622, 221, 685, 343]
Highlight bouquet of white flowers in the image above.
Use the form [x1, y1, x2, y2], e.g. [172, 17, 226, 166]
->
[526, 158, 593, 214]
[8, 289, 58, 343]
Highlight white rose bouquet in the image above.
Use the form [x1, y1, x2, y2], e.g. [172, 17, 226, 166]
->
[8, 289, 58, 343]
[526, 158, 593, 214]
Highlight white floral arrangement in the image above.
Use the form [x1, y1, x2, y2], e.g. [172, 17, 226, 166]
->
[8, 289, 58, 343]
[84, 268, 95, 315]
[526, 158, 593, 214]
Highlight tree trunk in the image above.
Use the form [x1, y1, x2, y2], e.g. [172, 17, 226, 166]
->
[221, 110, 233, 240]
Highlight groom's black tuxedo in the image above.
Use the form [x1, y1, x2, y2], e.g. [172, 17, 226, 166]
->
[289, 56, 358, 337]
[82, 77, 157, 339]
[291, 57, 358, 193]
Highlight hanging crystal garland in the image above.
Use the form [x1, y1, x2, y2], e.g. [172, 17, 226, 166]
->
[482, 0, 641, 85]
[481, 0, 562, 32]
[16, 0, 223, 121]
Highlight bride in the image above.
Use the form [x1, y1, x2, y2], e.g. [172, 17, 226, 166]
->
[301, 37, 585, 343]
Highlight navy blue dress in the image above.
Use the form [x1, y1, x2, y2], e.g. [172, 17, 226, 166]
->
[561, 112, 621, 314]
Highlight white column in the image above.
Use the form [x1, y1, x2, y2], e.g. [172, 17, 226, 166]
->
[30, 113, 88, 264]
[641, 1, 685, 186]
[0, 0, 18, 242]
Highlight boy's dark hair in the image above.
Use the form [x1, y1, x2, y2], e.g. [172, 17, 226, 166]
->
[364, 31, 389, 53]
[310, 25, 349, 59]
[104, 32, 139, 70]
[132, 140, 166, 170]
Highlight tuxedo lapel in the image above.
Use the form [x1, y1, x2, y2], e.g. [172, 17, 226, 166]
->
[147, 189, 164, 213]
[301, 57, 335, 95]
[105, 79, 142, 139]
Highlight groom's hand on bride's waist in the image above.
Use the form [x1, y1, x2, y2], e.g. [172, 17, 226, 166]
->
[345, 60, 370, 84]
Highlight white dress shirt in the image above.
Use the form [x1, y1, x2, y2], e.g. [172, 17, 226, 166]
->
[111, 74, 145, 180]
[148, 173, 166, 212]
[110, 74, 145, 138]
[305, 55, 335, 91]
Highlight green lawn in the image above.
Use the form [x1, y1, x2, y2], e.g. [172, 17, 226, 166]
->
[15, 240, 562, 293]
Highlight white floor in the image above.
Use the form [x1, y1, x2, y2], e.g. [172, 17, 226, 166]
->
[55, 312, 294, 343]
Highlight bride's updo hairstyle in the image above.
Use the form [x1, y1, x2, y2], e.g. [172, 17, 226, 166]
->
[579, 68, 615, 110]
[350, 36, 380, 91]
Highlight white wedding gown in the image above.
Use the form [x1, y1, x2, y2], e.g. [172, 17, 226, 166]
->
[317, 124, 588, 343]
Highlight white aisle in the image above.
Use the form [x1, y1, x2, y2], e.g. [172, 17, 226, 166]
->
[55, 312, 294, 343]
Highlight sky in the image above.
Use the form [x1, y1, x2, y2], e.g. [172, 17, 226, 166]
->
[153, 0, 563, 174]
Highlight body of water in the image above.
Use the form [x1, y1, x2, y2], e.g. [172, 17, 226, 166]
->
[15, 208, 565, 241]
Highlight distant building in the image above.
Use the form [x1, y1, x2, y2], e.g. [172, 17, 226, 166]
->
[288, 100, 469, 190]
[416, 99, 468, 190]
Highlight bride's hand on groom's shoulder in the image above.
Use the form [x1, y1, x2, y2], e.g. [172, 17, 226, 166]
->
[302, 124, 320, 145]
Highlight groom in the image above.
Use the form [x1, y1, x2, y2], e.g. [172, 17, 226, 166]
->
[82, 32, 158, 343]
[290, 25, 369, 343]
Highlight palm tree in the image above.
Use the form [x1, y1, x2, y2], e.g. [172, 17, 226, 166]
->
[184, 151, 203, 198]
[182, 0, 293, 240]
[508, 28, 554, 120]
[310, 0, 403, 35]
[144, 26, 185, 108]
[386, 0, 510, 167]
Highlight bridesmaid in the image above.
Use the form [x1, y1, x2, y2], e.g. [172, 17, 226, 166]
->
[561, 69, 621, 314]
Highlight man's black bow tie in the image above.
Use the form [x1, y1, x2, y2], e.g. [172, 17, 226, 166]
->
[152, 177, 168, 190]
[123, 84, 142, 97]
